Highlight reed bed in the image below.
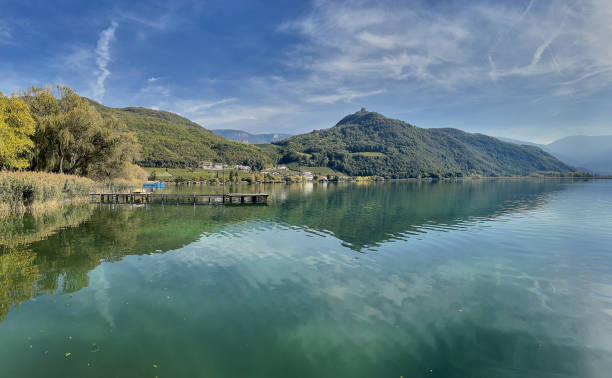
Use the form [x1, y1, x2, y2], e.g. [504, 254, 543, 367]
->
[0, 171, 95, 215]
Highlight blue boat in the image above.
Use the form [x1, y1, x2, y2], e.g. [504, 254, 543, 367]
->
[142, 181, 165, 190]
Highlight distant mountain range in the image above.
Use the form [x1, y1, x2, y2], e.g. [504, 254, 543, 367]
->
[498, 136, 612, 174]
[273, 109, 572, 178]
[212, 129, 292, 144]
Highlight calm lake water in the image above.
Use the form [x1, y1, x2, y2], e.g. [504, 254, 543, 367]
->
[1, 180, 612, 377]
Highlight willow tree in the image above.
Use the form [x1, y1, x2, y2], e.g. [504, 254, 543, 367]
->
[23, 86, 141, 179]
[0, 93, 36, 169]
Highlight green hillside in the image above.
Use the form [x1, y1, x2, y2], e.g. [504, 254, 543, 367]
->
[90, 101, 273, 169]
[274, 109, 574, 178]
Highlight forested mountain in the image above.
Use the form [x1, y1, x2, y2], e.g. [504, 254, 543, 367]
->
[212, 129, 291, 144]
[89, 101, 273, 169]
[274, 109, 574, 178]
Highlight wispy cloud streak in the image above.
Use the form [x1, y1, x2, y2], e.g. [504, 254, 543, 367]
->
[305, 89, 385, 104]
[93, 21, 118, 100]
[0, 20, 15, 45]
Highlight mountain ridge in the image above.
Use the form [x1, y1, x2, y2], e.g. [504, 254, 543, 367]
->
[88, 100, 273, 169]
[274, 109, 574, 178]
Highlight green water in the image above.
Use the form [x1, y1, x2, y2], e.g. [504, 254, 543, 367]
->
[1, 180, 612, 377]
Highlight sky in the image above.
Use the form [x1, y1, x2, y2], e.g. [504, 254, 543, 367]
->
[1, 0, 611, 143]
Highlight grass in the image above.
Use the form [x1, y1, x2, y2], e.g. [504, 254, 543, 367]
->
[0, 171, 95, 215]
[349, 152, 386, 157]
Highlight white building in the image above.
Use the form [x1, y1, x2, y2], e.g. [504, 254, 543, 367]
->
[199, 161, 224, 170]
[301, 171, 314, 180]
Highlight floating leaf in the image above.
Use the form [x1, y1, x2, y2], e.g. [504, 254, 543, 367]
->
[153, 363, 158, 368]
[65, 352, 71, 358]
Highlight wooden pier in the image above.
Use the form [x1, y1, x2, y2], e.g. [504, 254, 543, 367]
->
[90, 193, 269, 205]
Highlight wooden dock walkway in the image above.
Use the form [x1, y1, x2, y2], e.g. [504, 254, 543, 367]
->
[90, 193, 269, 205]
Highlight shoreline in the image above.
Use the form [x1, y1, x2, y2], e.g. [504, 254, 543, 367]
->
[150, 175, 611, 185]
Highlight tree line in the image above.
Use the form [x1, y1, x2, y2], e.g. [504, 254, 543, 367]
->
[0, 86, 142, 181]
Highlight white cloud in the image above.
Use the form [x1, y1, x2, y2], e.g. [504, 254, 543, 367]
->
[147, 77, 160, 83]
[279, 0, 612, 100]
[140, 83, 171, 97]
[93, 21, 118, 101]
[179, 98, 238, 114]
[280, 1, 472, 86]
[305, 89, 384, 104]
[188, 103, 298, 128]
[0, 21, 13, 45]
[118, 10, 177, 31]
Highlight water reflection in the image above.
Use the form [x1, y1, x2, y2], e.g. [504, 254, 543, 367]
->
[1, 180, 611, 377]
[0, 180, 565, 323]
[268, 180, 564, 250]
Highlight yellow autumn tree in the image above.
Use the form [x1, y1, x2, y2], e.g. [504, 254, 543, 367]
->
[0, 93, 36, 169]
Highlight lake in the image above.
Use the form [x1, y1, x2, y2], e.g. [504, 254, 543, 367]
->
[1, 179, 611, 377]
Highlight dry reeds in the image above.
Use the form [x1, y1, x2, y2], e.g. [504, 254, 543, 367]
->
[0, 171, 95, 215]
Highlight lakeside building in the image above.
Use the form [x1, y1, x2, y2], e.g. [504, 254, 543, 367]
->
[233, 165, 251, 171]
[301, 171, 314, 180]
[199, 161, 224, 170]
[262, 165, 289, 174]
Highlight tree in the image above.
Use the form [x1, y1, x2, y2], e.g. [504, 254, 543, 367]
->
[23, 86, 141, 180]
[88, 116, 142, 181]
[0, 93, 36, 169]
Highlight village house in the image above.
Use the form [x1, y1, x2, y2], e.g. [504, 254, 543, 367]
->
[199, 161, 224, 170]
[300, 171, 314, 180]
[233, 165, 251, 171]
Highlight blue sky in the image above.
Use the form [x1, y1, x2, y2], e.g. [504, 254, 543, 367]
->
[1, 0, 611, 143]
